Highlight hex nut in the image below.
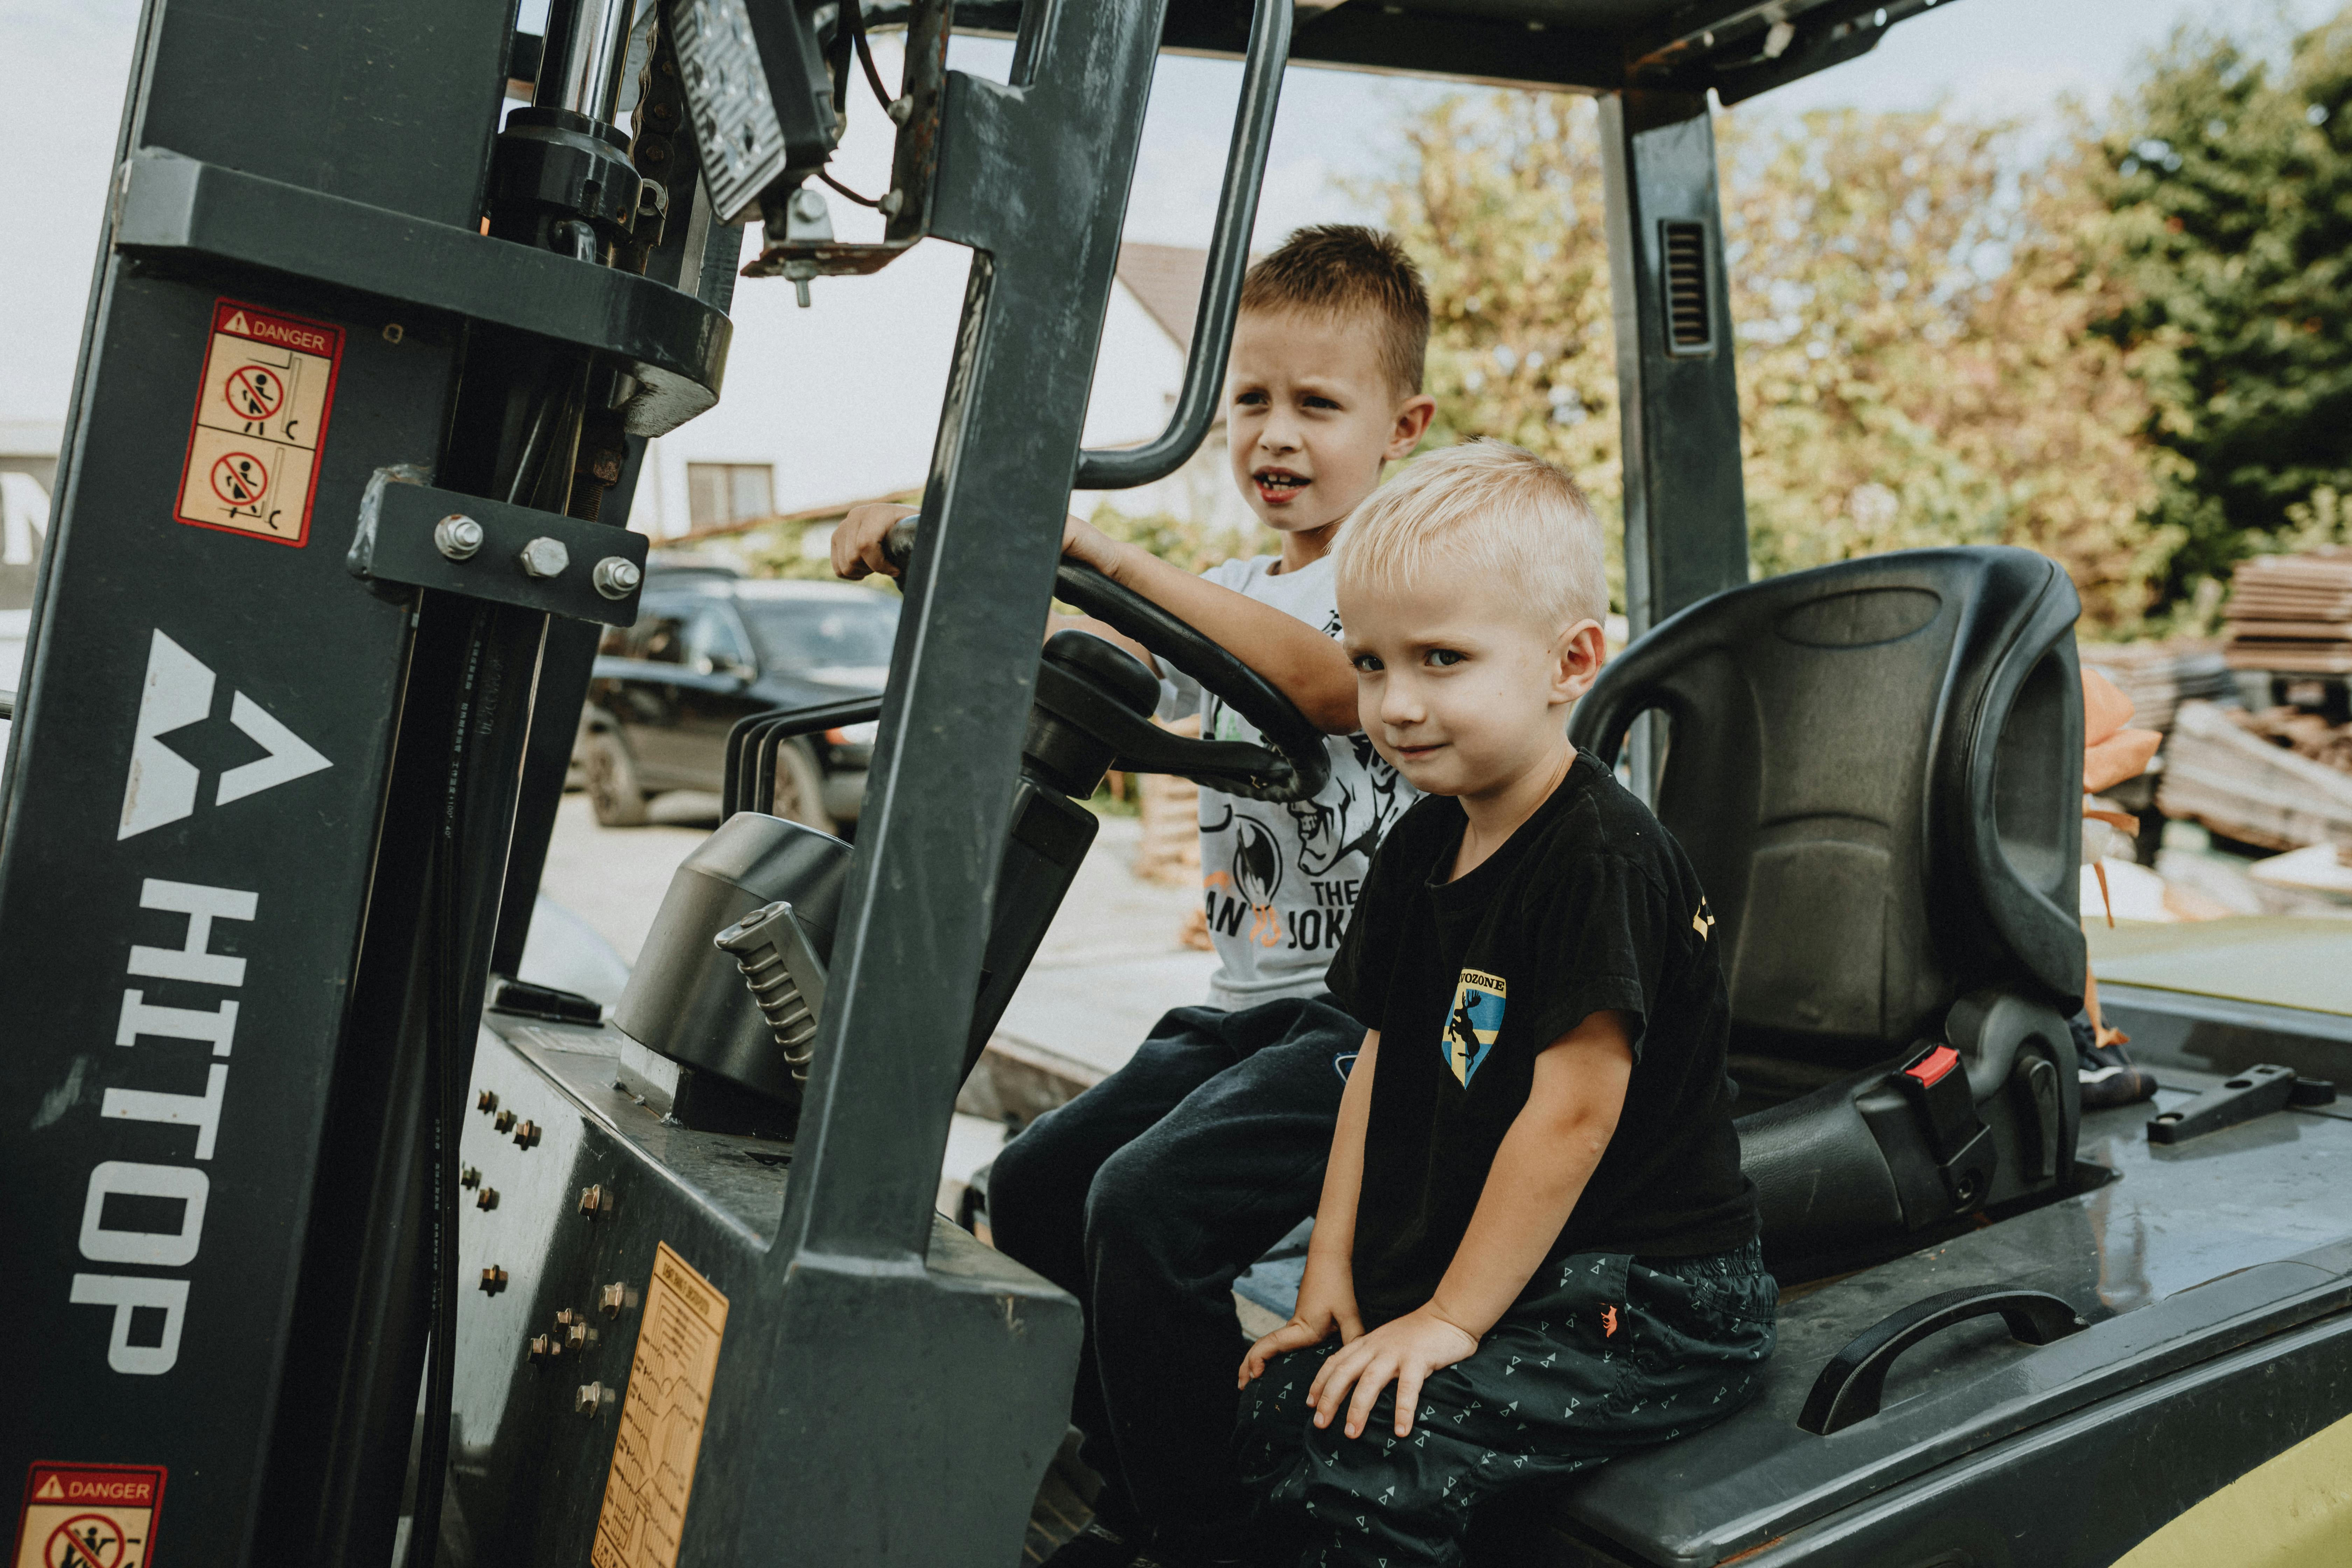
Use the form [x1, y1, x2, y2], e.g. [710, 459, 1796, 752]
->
[590, 557, 642, 600]
[579, 1184, 606, 1218]
[493, 1109, 517, 1134]
[460, 1166, 481, 1189]
[567, 1321, 596, 1351]
[513, 1119, 541, 1149]
[435, 514, 484, 561]
[478, 1266, 508, 1295]
[474, 1187, 499, 1211]
[476, 1090, 497, 1114]
[600, 1282, 628, 1317]
[528, 1334, 553, 1362]
[575, 1381, 610, 1416]
[517, 537, 570, 579]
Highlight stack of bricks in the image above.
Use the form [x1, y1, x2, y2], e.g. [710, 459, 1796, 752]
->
[2223, 546, 2352, 676]
[1134, 714, 1203, 887]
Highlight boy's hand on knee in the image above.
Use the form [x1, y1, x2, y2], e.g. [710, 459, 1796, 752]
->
[832, 502, 920, 580]
[1239, 1255, 1364, 1387]
[1307, 1305, 1479, 1440]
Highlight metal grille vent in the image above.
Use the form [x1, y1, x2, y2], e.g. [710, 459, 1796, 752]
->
[1661, 221, 1712, 354]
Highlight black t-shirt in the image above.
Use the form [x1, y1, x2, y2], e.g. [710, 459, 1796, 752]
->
[1325, 750, 1757, 1326]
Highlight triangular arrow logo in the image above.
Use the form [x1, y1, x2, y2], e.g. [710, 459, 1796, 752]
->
[118, 628, 333, 839]
[223, 310, 248, 334]
[34, 1475, 62, 1500]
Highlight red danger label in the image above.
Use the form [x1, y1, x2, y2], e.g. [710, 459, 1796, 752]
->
[12, 1464, 166, 1568]
[174, 298, 344, 547]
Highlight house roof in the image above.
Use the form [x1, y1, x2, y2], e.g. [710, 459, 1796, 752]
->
[1116, 243, 1210, 355]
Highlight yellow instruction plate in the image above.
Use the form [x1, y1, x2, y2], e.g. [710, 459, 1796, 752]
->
[592, 1242, 730, 1568]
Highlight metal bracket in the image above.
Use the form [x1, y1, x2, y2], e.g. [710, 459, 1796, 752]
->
[2148, 1063, 2336, 1144]
[349, 471, 647, 626]
[112, 149, 729, 436]
[739, 0, 953, 281]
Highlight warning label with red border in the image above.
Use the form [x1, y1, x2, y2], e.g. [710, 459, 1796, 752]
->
[11, 1463, 167, 1568]
[174, 298, 344, 547]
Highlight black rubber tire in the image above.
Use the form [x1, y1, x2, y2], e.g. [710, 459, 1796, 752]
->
[769, 738, 836, 836]
[583, 730, 650, 827]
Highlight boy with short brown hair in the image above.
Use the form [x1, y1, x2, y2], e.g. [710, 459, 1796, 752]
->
[834, 226, 1439, 1568]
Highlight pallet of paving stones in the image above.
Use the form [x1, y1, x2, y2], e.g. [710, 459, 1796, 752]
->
[2157, 699, 2352, 852]
[2224, 547, 2352, 672]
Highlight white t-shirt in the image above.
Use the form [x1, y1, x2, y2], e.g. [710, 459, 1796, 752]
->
[1155, 554, 1420, 1011]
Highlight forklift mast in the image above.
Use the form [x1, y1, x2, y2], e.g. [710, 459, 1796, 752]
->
[0, 0, 1876, 1561]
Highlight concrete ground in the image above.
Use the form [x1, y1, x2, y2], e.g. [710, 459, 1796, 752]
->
[534, 790, 1212, 1212]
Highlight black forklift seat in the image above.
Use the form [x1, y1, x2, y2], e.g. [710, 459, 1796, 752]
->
[1570, 546, 2089, 1274]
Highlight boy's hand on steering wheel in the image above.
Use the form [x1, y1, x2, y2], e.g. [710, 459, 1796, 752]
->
[1239, 1252, 1364, 1387]
[833, 502, 920, 580]
[1060, 514, 1132, 579]
[1306, 1304, 1479, 1440]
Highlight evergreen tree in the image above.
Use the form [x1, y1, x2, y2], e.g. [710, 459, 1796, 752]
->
[2091, 14, 2352, 601]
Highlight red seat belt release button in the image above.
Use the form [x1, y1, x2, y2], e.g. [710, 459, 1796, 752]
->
[1904, 1045, 1960, 1086]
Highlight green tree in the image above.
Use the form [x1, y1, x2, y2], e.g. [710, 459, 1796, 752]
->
[2086, 15, 2352, 604]
[1381, 93, 2170, 627]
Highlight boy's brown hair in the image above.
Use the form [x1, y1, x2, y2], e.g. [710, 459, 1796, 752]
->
[1238, 224, 1430, 399]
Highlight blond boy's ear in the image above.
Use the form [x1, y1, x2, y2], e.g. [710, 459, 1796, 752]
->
[1385, 394, 1438, 461]
[1554, 618, 1608, 705]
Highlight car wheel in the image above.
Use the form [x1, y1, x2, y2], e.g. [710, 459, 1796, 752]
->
[769, 739, 837, 836]
[583, 731, 650, 827]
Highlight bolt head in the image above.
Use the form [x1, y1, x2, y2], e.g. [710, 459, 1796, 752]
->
[888, 93, 914, 124]
[529, 1334, 551, 1360]
[475, 1187, 498, 1210]
[879, 188, 905, 218]
[792, 186, 826, 220]
[460, 1165, 481, 1189]
[591, 557, 642, 600]
[517, 537, 570, 579]
[476, 1090, 497, 1113]
[434, 514, 484, 561]
[576, 1381, 606, 1415]
[600, 1282, 627, 1316]
[514, 1119, 541, 1148]
[579, 1183, 605, 1216]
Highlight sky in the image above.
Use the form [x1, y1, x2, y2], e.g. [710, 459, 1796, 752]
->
[0, 0, 2332, 493]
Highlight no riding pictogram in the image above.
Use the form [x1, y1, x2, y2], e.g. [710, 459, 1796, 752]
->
[209, 451, 270, 509]
[44, 1514, 125, 1568]
[223, 364, 285, 424]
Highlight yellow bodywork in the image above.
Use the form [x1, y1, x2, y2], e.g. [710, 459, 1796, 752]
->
[2113, 1409, 2352, 1568]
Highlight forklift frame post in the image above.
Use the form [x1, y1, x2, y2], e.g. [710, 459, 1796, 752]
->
[1601, 89, 1749, 636]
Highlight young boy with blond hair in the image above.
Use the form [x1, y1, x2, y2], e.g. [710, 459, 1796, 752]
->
[834, 226, 1437, 1567]
[1235, 441, 1774, 1566]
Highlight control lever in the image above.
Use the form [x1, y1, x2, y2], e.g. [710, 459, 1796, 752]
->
[2147, 1065, 2337, 1144]
[715, 901, 830, 1085]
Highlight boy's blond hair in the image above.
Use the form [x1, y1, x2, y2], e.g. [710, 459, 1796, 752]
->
[1333, 441, 1607, 632]
[1239, 225, 1429, 398]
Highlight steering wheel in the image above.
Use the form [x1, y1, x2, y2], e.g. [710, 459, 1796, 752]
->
[884, 516, 1331, 805]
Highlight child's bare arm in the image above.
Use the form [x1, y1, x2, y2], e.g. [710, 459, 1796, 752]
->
[1060, 521, 1360, 735]
[1426, 1013, 1632, 1333]
[1240, 1031, 1380, 1384]
[1305, 1012, 1634, 1439]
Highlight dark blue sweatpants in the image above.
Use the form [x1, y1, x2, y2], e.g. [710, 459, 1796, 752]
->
[986, 994, 1363, 1553]
[1236, 1242, 1777, 1567]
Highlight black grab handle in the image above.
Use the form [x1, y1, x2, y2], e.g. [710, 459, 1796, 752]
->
[1798, 1288, 2087, 1436]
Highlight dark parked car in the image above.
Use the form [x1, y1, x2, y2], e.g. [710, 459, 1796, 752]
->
[577, 565, 897, 833]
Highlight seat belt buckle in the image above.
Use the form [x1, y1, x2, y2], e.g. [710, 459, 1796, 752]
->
[1893, 1043, 1997, 1210]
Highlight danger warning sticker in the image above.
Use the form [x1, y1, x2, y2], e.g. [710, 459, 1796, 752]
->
[591, 1244, 729, 1568]
[174, 299, 343, 547]
[11, 1463, 166, 1568]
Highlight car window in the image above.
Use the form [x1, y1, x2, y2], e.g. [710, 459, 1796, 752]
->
[633, 608, 688, 664]
[738, 596, 900, 673]
[682, 606, 753, 674]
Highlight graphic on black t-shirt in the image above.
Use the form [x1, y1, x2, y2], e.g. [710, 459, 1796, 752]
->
[1445, 968, 1507, 1086]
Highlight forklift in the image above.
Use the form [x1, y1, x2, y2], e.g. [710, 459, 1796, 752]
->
[3, 0, 2348, 1564]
